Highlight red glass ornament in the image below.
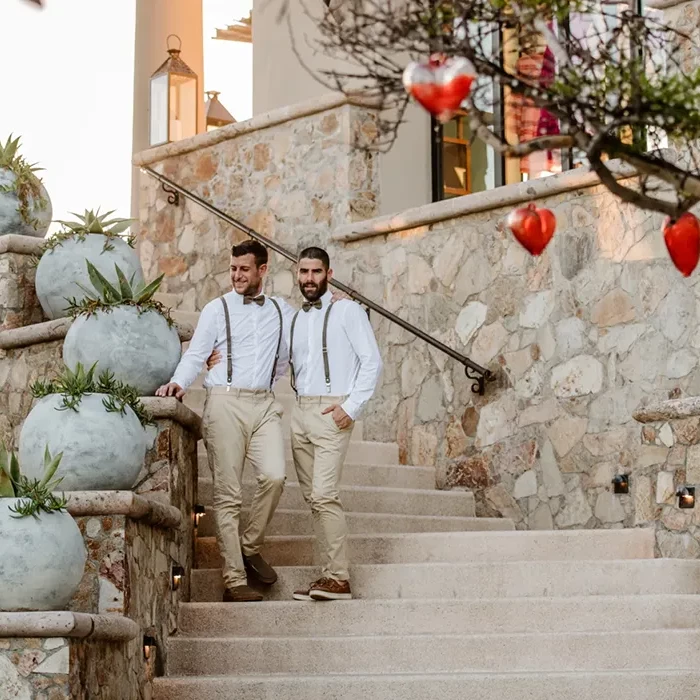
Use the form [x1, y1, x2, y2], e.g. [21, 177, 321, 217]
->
[506, 203, 556, 256]
[402, 54, 476, 123]
[664, 212, 700, 277]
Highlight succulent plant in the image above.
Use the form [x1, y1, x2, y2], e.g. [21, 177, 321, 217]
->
[31, 362, 153, 427]
[66, 260, 172, 325]
[0, 442, 67, 518]
[0, 134, 47, 229]
[43, 208, 136, 254]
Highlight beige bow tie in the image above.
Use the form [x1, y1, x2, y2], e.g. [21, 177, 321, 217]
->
[302, 299, 323, 312]
[244, 295, 265, 306]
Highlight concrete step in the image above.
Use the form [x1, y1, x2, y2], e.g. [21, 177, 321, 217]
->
[177, 594, 700, 637]
[190, 558, 698, 602]
[195, 508, 512, 538]
[165, 629, 700, 676]
[154, 670, 700, 700]
[196, 456, 435, 490]
[194, 528, 651, 569]
[197, 480, 475, 517]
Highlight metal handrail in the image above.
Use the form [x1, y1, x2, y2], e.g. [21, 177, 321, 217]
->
[141, 166, 495, 394]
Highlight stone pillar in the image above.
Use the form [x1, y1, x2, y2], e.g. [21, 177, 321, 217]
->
[131, 0, 205, 218]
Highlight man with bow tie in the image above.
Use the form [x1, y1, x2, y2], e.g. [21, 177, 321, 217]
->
[156, 239, 295, 602]
[210, 246, 383, 600]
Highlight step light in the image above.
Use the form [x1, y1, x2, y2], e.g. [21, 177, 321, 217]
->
[677, 486, 696, 509]
[171, 564, 185, 591]
[612, 474, 630, 495]
[194, 504, 205, 527]
[143, 635, 157, 661]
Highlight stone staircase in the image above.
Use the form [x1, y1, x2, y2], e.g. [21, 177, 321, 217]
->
[151, 304, 700, 699]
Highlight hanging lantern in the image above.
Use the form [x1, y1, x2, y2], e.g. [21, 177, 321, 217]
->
[149, 35, 199, 147]
[205, 91, 236, 131]
[506, 203, 557, 256]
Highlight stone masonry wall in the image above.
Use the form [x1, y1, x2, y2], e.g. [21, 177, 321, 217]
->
[136, 100, 380, 311]
[136, 97, 700, 531]
[0, 637, 70, 700]
[0, 249, 43, 331]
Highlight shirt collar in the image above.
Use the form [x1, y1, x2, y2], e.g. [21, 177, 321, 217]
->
[230, 289, 265, 306]
[320, 289, 333, 307]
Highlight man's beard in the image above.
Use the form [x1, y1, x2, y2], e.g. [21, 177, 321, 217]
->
[299, 278, 328, 301]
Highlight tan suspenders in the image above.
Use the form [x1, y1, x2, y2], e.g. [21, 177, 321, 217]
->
[289, 301, 335, 395]
[219, 296, 283, 390]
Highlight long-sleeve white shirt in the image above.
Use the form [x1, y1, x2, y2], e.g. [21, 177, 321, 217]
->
[171, 290, 295, 391]
[290, 290, 383, 420]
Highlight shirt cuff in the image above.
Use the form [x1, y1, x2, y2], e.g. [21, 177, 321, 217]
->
[341, 399, 361, 421]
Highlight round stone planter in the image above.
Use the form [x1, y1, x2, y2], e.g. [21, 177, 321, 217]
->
[0, 498, 86, 611]
[0, 167, 52, 238]
[63, 306, 182, 396]
[35, 234, 144, 319]
[19, 393, 149, 491]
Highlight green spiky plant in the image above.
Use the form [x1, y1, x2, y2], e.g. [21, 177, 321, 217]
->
[43, 208, 136, 254]
[0, 442, 68, 518]
[0, 135, 47, 230]
[65, 260, 173, 326]
[31, 362, 153, 427]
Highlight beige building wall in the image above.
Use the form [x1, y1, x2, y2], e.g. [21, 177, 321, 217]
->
[252, 0, 432, 215]
[131, 0, 205, 217]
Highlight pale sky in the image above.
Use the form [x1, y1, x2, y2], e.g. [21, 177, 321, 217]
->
[0, 0, 252, 234]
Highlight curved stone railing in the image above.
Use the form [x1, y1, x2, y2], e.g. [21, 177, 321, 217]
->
[0, 611, 139, 641]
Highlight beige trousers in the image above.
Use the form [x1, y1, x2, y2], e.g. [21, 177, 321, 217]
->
[290, 395, 354, 582]
[201, 387, 286, 588]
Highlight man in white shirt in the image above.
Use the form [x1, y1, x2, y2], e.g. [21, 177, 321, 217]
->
[155, 239, 294, 603]
[289, 247, 382, 601]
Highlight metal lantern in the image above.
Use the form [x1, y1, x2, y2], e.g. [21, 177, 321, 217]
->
[205, 91, 236, 131]
[149, 34, 199, 147]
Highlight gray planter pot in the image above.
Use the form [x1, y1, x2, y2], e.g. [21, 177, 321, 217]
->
[35, 234, 144, 319]
[0, 498, 86, 611]
[0, 167, 52, 238]
[19, 393, 149, 491]
[63, 306, 182, 396]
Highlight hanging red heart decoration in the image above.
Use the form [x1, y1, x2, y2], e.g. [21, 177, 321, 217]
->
[663, 212, 700, 277]
[402, 53, 476, 123]
[506, 203, 557, 256]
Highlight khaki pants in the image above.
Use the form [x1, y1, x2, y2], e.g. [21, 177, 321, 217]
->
[290, 395, 354, 582]
[201, 387, 286, 588]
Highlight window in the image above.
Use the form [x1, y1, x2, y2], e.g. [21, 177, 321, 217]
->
[432, 0, 644, 202]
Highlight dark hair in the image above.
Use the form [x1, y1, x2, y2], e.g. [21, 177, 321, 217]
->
[231, 239, 268, 268]
[298, 246, 330, 270]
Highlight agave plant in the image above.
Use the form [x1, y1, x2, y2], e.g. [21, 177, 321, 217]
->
[66, 260, 172, 325]
[0, 442, 67, 518]
[0, 134, 47, 230]
[31, 362, 153, 427]
[43, 208, 136, 253]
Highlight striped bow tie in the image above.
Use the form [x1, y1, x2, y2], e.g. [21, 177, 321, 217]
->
[302, 300, 323, 312]
[243, 295, 265, 306]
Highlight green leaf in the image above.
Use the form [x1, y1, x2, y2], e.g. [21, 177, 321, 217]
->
[10, 452, 20, 485]
[135, 275, 164, 303]
[39, 448, 63, 488]
[0, 469, 14, 497]
[104, 219, 133, 235]
[86, 260, 119, 300]
[114, 264, 134, 300]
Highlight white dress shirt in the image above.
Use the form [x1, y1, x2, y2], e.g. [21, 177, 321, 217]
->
[171, 290, 295, 391]
[290, 290, 383, 420]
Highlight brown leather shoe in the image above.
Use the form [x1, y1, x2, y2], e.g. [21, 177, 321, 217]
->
[223, 584, 263, 602]
[242, 553, 278, 585]
[309, 577, 352, 601]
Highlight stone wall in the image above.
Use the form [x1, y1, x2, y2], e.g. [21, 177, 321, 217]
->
[134, 96, 380, 312]
[633, 396, 700, 558]
[0, 237, 44, 332]
[134, 94, 700, 531]
[0, 637, 70, 699]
